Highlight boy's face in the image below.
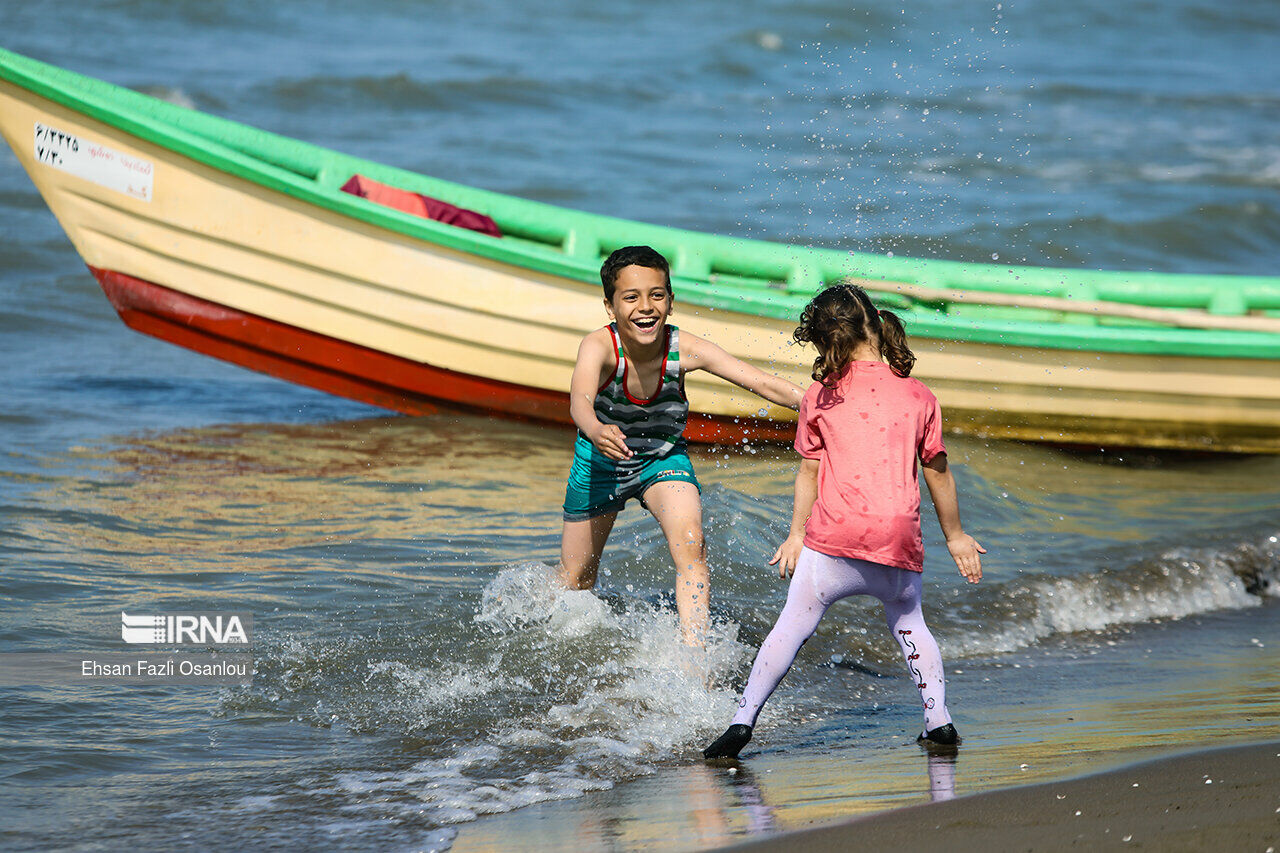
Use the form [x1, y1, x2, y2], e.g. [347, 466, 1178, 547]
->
[605, 265, 672, 345]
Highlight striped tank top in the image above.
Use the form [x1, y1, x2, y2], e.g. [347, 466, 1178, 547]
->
[591, 322, 688, 465]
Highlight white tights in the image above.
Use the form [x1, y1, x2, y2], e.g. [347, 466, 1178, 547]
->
[732, 547, 952, 733]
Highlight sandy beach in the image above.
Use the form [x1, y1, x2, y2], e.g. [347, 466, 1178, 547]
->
[727, 740, 1280, 852]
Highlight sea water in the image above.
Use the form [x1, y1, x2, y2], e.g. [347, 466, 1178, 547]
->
[1, 1, 1278, 850]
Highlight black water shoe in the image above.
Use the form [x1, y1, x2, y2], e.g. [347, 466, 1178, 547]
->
[703, 724, 753, 759]
[917, 723, 959, 745]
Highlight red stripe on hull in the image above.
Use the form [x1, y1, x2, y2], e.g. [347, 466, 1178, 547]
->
[89, 267, 796, 443]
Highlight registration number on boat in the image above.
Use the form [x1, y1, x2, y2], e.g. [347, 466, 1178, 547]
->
[33, 122, 153, 202]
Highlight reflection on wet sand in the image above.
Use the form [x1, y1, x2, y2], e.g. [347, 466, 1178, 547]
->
[927, 752, 957, 802]
[450, 747, 962, 852]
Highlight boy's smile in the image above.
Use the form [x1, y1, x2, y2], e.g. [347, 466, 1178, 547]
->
[605, 265, 672, 347]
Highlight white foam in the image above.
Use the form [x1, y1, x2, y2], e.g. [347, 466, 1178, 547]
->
[318, 562, 752, 828]
[476, 560, 612, 636]
[233, 794, 282, 812]
[755, 31, 783, 52]
[365, 661, 498, 707]
[1186, 143, 1280, 186]
[135, 85, 197, 109]
[950, 546, 1263, 657]
[360, 655, 499, 717]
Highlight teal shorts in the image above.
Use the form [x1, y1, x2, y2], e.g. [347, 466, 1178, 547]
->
[562, 434, 701, 521]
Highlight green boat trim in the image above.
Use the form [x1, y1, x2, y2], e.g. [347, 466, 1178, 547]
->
[3, 47, 1279, 359]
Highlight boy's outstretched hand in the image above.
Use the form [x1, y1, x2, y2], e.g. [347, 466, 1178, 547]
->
[590, 423, 633, 461]
[946, 533, 985, 583]
[769, 533, 805, 578]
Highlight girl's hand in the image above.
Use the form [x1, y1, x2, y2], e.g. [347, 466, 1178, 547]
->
[769, 534, 805, 578]
[946, 534, 986, 583]
[590, 424, 633, 461]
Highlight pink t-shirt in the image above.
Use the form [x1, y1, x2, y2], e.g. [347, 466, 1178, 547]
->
[795, 361, 946, 573]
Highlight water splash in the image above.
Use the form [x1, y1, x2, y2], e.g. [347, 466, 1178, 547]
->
[223, 562, 753, 828]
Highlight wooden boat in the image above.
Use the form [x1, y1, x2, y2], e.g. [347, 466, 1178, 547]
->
[3, 48, 1280, 452]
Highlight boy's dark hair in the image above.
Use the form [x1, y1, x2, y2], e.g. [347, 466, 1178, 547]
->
[600, 246, 672, 301]
[794, 284, 916, 385]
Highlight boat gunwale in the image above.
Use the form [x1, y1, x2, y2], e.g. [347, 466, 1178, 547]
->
[3, 48, 1280, 360]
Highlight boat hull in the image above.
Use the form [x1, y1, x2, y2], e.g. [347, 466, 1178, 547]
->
[91, 266, 794, 441]
[3, 73, 1280, 452]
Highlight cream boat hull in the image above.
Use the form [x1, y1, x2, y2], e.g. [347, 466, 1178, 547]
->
[3, 78, 1279, 451]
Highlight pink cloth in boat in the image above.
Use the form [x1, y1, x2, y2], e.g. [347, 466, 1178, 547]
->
[340, 174, 502, 237]
[794, 361, 946, 573]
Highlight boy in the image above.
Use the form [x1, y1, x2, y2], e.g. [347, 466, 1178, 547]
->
[560, 245, 804, 644]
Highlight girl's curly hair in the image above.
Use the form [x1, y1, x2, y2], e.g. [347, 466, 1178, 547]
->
[793, 284, 915, 387]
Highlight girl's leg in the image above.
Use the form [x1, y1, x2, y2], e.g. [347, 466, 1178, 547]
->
[731, 548, 866, 726]
[872, 567, 952, 733]
[641, 480, 709, 645]
[559, 513, 618, 590]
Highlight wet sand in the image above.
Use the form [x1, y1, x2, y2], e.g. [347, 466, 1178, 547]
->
[727, 739, 1280, 852]
[447, 600, 1278, 852]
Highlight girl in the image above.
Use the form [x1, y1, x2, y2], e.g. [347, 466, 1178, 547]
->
[704, 284, 984, 758]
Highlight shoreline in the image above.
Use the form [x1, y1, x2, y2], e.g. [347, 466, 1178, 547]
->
[449, 602, 1279, 853]
[721, 739, 1280, 852]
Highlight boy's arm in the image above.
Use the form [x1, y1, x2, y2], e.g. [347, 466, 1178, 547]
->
[681, 332, 804, 410]
[769, 457, 819, 578]
[920, 453, 984, 583]
[569, 333, 632, 461]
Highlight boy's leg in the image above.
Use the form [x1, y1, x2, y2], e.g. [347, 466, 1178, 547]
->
[559, 512, 617, 590]
[641, 480, 709, 645]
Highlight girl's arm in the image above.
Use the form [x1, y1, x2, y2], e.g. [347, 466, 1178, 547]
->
[569, 332, 632, 460]
[920, 454, 985, 583]
[769, 457, 819, 578]
[681, 332, 804, 410]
